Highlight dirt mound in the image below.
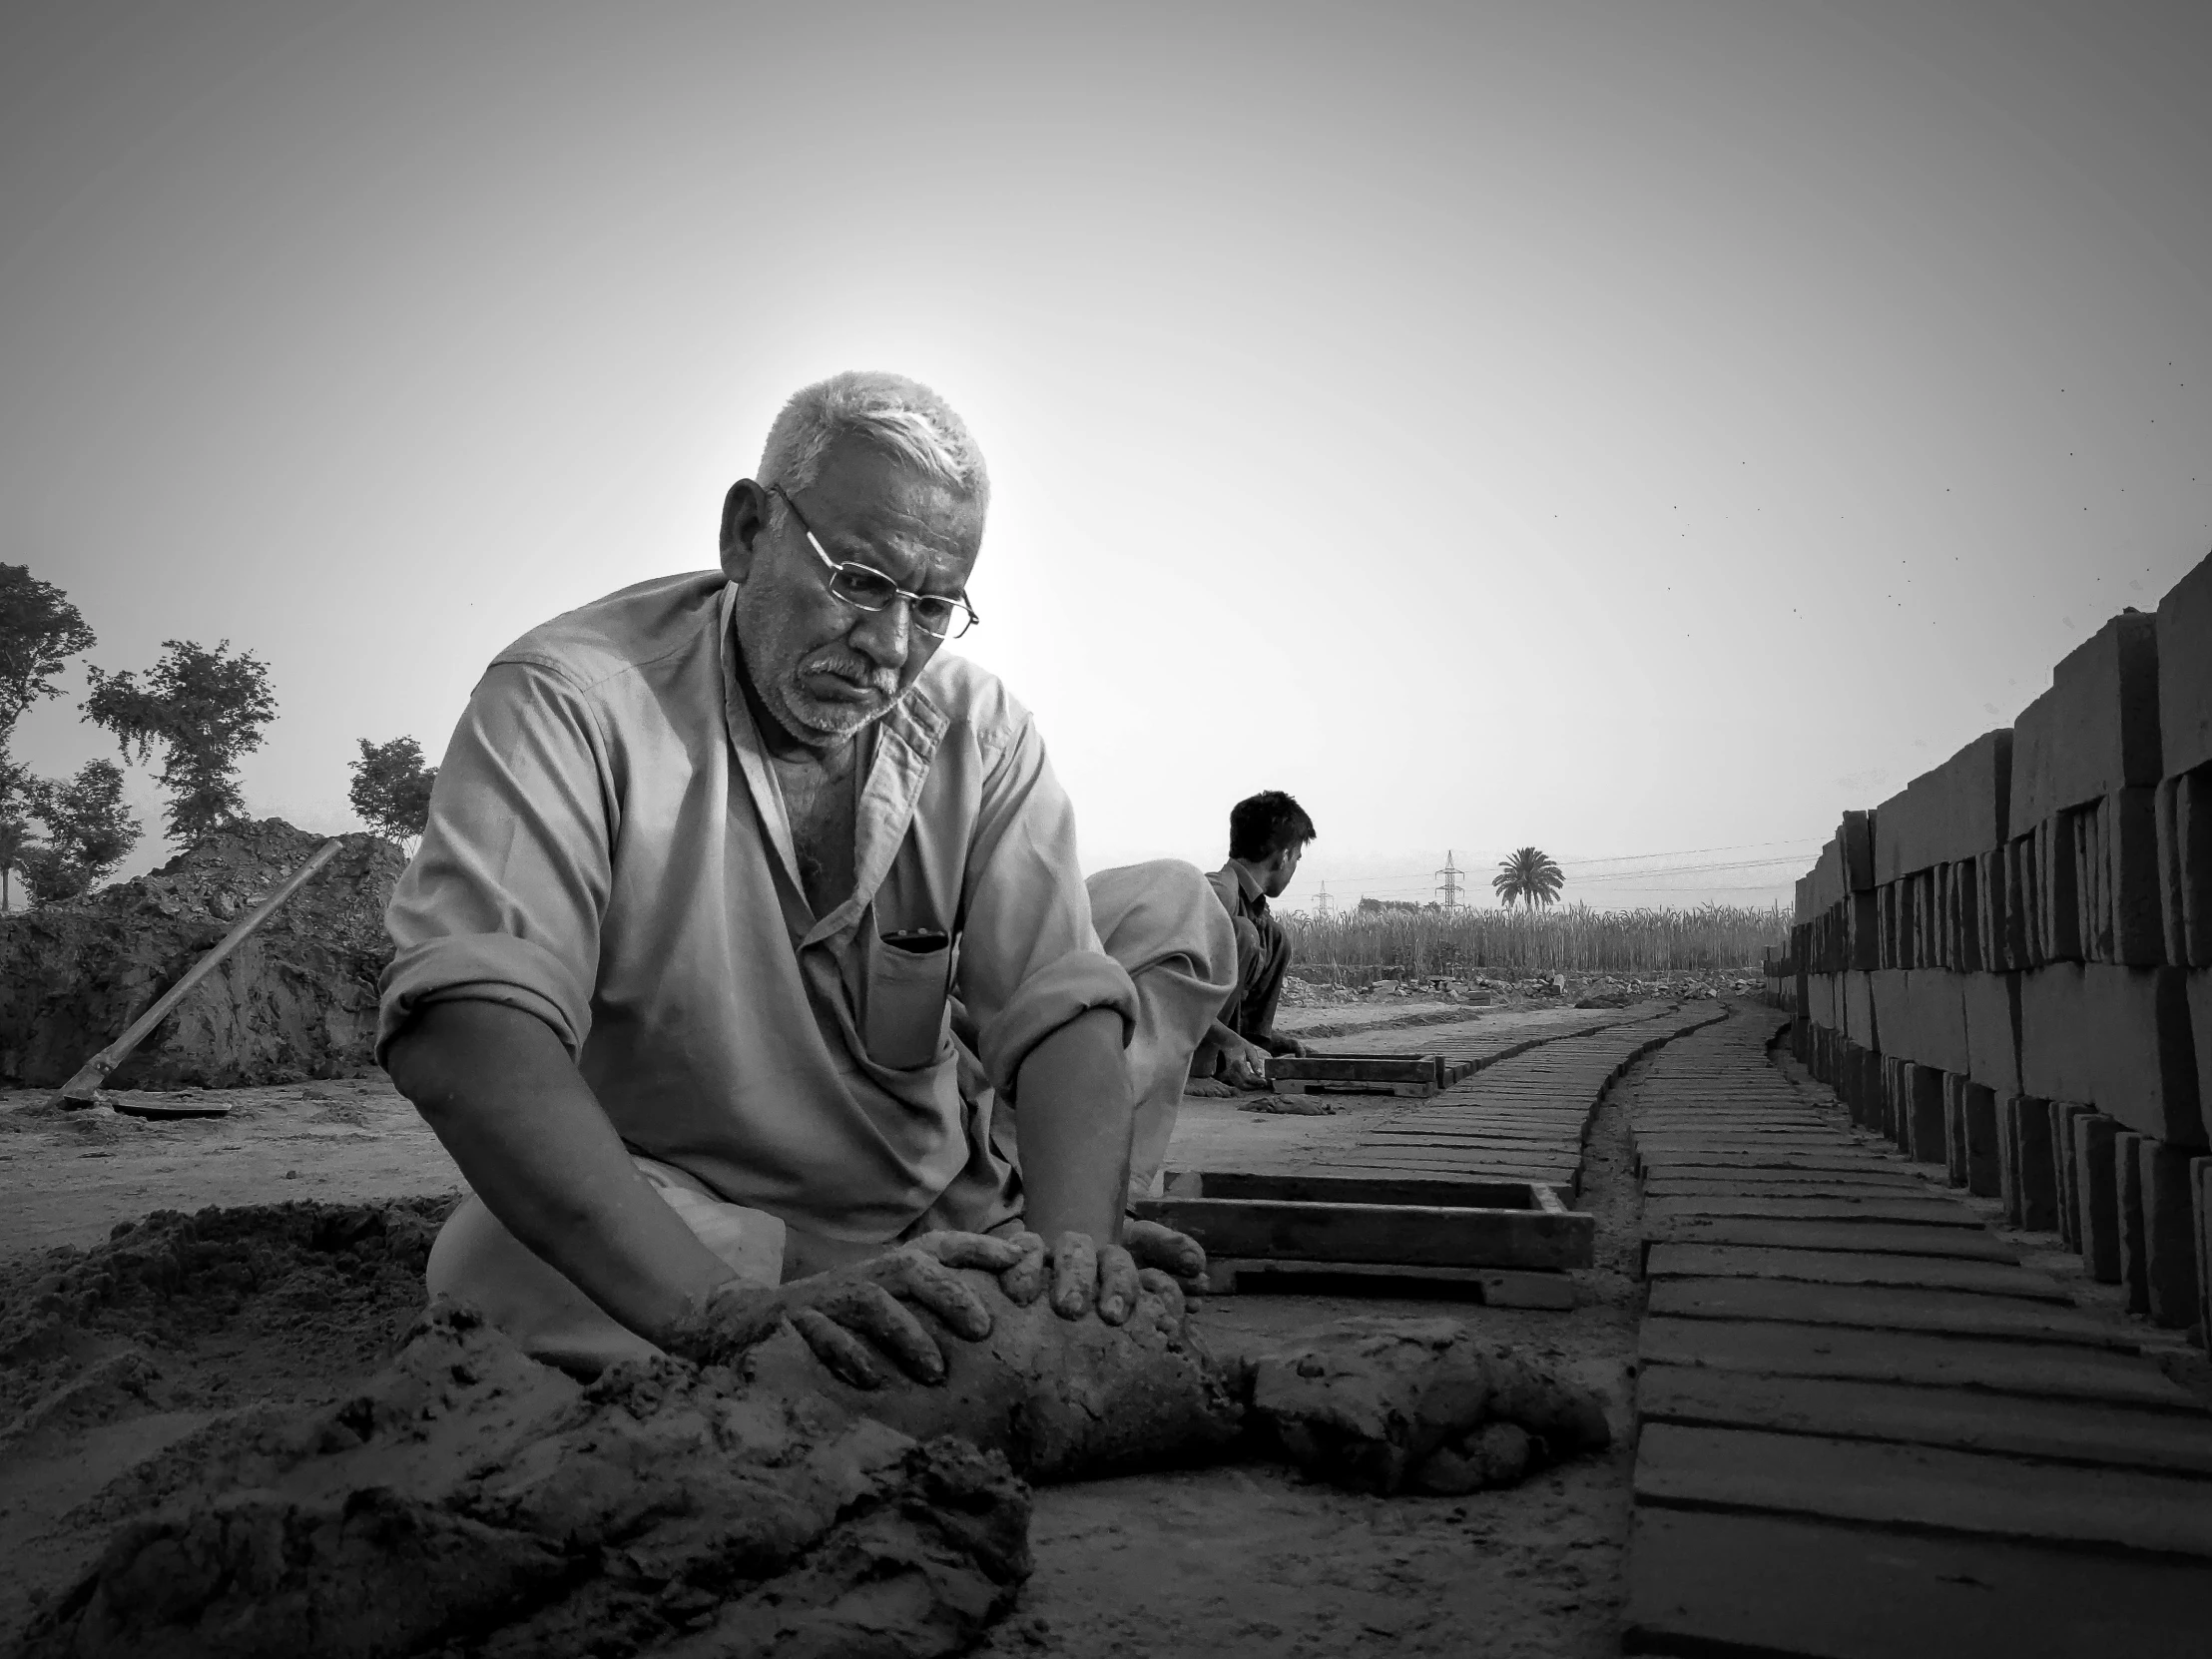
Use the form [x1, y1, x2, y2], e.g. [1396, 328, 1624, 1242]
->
[0, 1194, 1626, 1654]
[15, 1303, 1032, 1659]
[0, 820, 405, 1088]
[1244, 1317, 1612, 1494]
[1, 1196, 455, 1447]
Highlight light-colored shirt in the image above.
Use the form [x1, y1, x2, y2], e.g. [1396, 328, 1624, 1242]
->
[378, 571, 1137, 1246]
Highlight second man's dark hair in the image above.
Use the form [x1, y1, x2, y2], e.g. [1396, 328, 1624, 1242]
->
[1229, 790, 1318, 862]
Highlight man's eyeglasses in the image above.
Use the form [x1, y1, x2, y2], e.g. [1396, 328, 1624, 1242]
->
[768, 483, 980, 640]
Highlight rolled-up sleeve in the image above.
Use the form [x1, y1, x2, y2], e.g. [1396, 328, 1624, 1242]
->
[957, 717, 1138, 1096]
[376, 660, 615, 1063]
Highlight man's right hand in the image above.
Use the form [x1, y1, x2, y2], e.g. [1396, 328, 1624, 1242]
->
[664, 1232, 1029, 1388]
[1225, 1037, 1275, 1088]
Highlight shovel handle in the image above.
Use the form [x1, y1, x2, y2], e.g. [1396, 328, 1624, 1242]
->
[49, 836, 346, 1106]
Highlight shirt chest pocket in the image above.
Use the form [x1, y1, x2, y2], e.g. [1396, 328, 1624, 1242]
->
[859, 923, 954, 1071]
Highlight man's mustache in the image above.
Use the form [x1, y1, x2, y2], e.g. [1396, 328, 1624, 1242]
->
[801, 650, 900, 699]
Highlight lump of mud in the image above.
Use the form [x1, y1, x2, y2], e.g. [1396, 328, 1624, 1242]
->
[16, 1303, 1031, 1659]
[1, 1198, 456, 1448]
[1244, 1317, 1613, 1495]
[0, 820, 405, 1089]
[743, 1273, 1244, 1484]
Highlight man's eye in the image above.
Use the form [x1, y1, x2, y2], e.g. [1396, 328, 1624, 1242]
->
[834, 568, 899, 603]
[912, 598, 956, 624]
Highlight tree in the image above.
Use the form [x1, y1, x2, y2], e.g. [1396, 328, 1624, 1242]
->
[0, 564, 97, 734]
[0, 566, 98, 906]
[14, 759, 141, 904]
[1492, 846, 1565, 909]
[348, 736, 437, 842]
[84, 640, 276, 845]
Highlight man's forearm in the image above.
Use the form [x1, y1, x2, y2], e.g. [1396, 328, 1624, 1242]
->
[386, 1000, 737, 1342]
[1012, 1006, 1132, 1242]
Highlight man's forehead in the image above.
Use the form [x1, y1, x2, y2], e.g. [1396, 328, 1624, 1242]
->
[808, 443, 983, 569]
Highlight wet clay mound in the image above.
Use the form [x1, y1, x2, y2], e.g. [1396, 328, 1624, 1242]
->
[1245, 1318, 1613, 1495]
[1, 1197, 456, 1449]
[0, 820, 405, 1088]
[15, 1301, 1610, 1658]
[15, 1303, 1031, 1659]
[743, 1279, 1244, 1483]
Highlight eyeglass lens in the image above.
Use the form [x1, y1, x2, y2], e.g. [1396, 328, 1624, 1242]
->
[827, 566, 969, 637]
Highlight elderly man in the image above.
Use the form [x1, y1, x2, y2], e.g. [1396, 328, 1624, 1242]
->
[382, 371, 1234, 1382]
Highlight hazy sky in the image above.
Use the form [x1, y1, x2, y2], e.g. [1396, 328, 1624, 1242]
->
[4, 1, 2208, 909]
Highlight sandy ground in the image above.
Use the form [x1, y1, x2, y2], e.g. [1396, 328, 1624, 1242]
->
[0, 1001, 1602, 1257]
[0, 1075, 459, 1257]
[0, 998, 1654, 1655]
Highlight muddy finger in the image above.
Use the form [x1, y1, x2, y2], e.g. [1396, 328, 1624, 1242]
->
[1048, 1232, 1098, 1319]
[911, 1230, 1029, 1274]
[1136, 1266, 1186, 1326]
[787, 1307, 883, 1389]
[997, 1231, 1048, 1305]
[1123, 1218, 1207, 1282]
[880, 1250, 994, 1342]
[822, 1281, 947, 1382]
[1095, 1245, 1140, 1325]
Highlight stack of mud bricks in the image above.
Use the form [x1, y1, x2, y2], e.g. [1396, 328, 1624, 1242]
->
[1790, 551, 2212, 1350]
[1760, 944, 1797, 1013]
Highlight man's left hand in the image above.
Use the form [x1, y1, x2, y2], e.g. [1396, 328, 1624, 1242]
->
[984, 1219, 1208, 1327]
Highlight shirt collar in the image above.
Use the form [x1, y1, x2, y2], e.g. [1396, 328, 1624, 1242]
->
[1218, 858, 1268, 907]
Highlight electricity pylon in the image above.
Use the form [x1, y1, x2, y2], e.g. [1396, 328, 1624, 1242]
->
[1436, 850, 1463, 909]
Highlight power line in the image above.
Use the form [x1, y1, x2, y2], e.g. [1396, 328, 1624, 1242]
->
[1573, 855, 1816, 883]
[1302, 840, 1824, 903]
[1562, 837, 1825, 868]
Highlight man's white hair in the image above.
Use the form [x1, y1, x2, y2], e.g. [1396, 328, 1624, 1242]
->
[759, 370, 989, 517]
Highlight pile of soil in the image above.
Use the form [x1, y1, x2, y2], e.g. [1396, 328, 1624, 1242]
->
[2, 1189, 1631, 1655]
[0, 1195, 454, 1452]
[17, 1304, 1034, 1659]
[0, 820, 405, 1088]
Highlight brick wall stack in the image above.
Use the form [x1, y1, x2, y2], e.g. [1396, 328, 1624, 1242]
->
[1776, 551, 2212, 1349]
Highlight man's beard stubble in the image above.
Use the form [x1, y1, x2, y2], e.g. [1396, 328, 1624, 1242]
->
[733, 581, 909, 746]
[772, 645, 908, 741]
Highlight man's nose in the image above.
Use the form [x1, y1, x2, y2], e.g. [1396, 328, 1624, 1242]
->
[848, 599, 911, 668]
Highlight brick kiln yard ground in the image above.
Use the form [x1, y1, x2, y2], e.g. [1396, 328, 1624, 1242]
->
[0, 997, 1646, 1658]
[13, 994, 2205, 1657]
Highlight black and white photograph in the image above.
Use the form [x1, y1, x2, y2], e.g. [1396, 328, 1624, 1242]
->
[2, 4, 2209, 1655]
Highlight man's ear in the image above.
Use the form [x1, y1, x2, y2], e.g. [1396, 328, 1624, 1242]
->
[720, 479, 771, 584]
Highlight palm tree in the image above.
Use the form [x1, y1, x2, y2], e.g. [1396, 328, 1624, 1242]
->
[1492, 846, 1564, 909]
